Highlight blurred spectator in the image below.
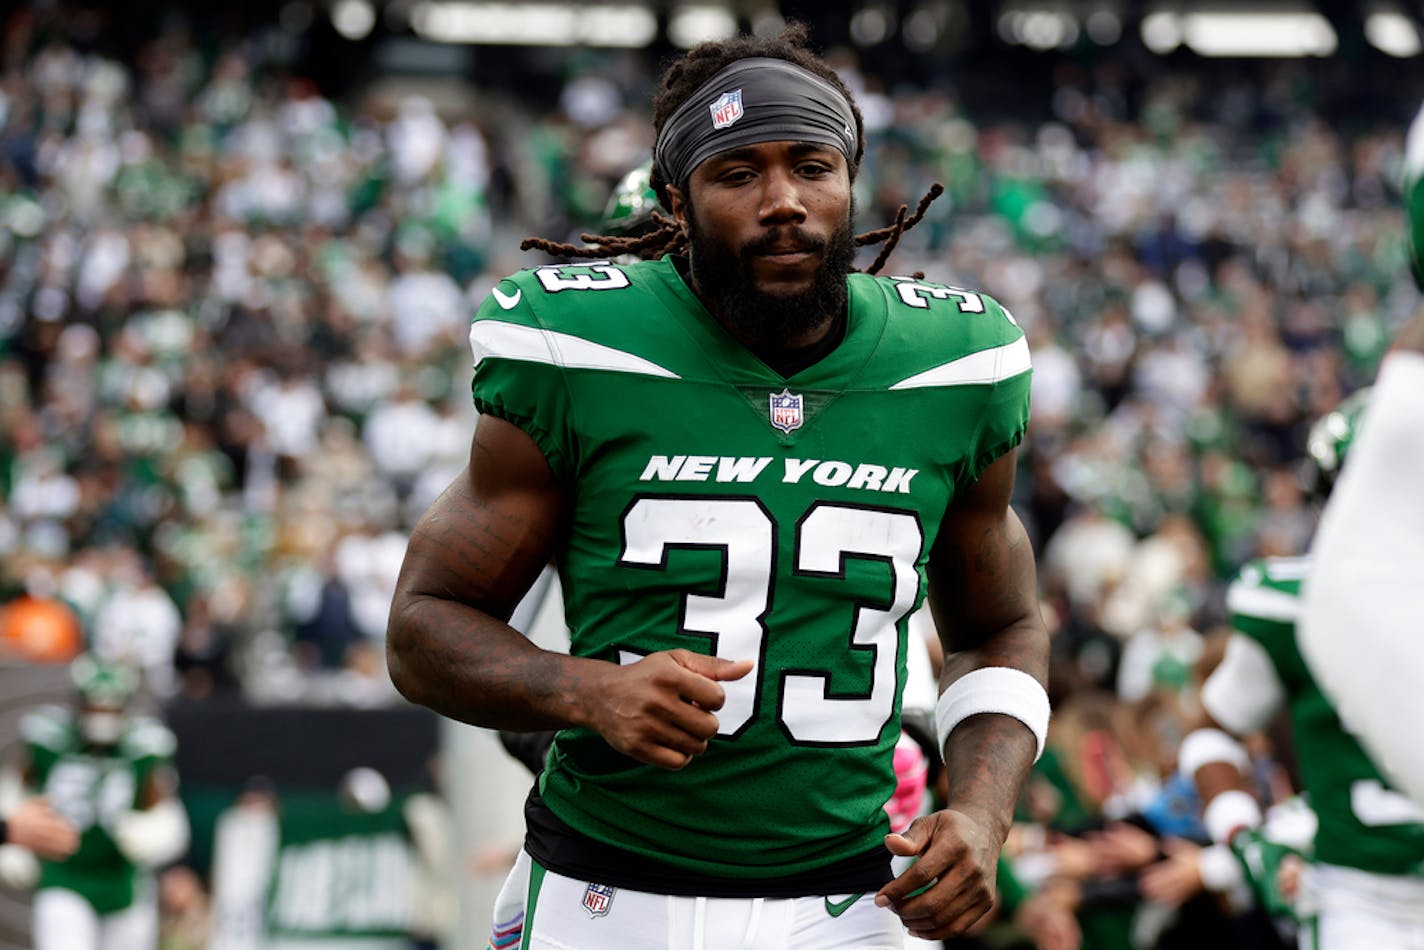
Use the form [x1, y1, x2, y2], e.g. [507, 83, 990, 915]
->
[91, 549, 181, 699]
[284, 554, 361, 671]
[157, 865, 211, 950]
[1115, 594, 1203, 705]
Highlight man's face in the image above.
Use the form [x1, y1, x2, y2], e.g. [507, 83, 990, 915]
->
[670, 141, 855, 345]
[80, 703, 124, 746]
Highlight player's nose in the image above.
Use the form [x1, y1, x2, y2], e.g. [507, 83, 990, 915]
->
[757, 168, 807, 224]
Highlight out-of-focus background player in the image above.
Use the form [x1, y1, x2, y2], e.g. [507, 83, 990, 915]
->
[1176, 391, 1424, 948]
[0, 654, 187, 950]
[1300, 100, 1424, 816]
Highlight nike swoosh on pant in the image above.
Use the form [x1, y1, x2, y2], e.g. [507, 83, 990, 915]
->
[824, 893, 864, 918]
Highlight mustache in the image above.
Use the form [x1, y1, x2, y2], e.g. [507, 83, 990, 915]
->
[741, 228, 825, 258]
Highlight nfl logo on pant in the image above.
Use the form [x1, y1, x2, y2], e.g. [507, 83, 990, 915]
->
[582, 882, 616, 918]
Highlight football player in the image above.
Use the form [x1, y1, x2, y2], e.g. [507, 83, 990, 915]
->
[388, 23, 1050, 950]
[0, 654, 188, 950]
[1180, 392, 1424, 947]
[1299, 99, 1424, 810]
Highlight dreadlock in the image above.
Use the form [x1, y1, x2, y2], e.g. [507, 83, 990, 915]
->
[521, 23, 942, 274]
[521, 210, 687, 261]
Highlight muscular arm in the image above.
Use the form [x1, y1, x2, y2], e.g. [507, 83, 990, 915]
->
[927, 449, 1049, 839]
[1187, 713, 1256, 817]
[878, 449, 1050, 938]
[387, 413, 585, 730]
[387, 414, 749, 767]
[1181, 632, 1284, 840]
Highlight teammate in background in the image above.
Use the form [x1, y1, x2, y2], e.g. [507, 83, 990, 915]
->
[1179, 392, 1424, 947]
[387, 23, 1050, 948]
[599, 160, 660, 244]
[0, 653, 189, 950]
[1299, 100, 1424, 811]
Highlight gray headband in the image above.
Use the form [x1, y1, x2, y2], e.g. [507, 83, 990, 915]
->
[653, 57, 858, 191]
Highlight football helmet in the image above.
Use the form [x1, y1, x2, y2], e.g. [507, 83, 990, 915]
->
[600, 161, 659, 238]
[70, 653, 138, 745]
[1305, 388, 1370, 497]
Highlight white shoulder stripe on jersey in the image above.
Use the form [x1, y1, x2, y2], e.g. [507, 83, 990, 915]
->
[20, 712, 68, 746]
[888, 336, 1031, 390]
[470, 320, 680, 379]
[1226, 582, 1300, 622]
[1261, 556, 1312, 582]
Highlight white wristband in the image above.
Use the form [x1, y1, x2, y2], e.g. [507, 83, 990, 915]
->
[934, 667, 1050, 763]
[115, 799, 190, 868]
[1202, 789, 1262, 845]
[1178, 728, 1251, 778]
[1197, 843, 1246, 893]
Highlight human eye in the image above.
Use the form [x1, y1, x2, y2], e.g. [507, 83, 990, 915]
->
[796, 153, 837, 177]
[716, 166, 756, 183]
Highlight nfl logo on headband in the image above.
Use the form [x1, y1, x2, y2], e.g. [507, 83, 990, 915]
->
[709, 89, 744, 129]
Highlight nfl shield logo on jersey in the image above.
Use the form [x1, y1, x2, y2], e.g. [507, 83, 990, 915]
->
[582, 882, 616, 918]
[710, 89, 744, 129]
[769, 389, 804, 433]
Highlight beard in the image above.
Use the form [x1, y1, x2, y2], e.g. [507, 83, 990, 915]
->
[686, 206, 856, 345]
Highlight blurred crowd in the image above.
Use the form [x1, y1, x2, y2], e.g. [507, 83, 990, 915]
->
[2, 4, 1423, 948]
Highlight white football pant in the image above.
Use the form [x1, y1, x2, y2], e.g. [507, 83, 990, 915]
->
[33, 887, 157, 950]
[490, 848, 909, 950]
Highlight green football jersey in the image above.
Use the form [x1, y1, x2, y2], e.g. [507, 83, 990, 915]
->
[470, 255, 1031, 879]
[1227, 557, 1424, 876]
[21, 705, 176, 913]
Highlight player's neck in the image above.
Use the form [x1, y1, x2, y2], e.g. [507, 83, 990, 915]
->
[712, 309, 842, 353]
[734, 307, 848, 378]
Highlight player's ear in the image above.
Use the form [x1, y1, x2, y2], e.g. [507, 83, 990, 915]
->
[665, 184, 689, 234]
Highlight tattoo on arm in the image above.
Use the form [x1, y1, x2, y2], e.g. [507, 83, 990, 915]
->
[941, 712, 1038, 842]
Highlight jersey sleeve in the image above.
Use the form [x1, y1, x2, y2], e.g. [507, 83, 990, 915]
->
[874, 276, 1033, 493]
[19, 706, 73, 780]
[1225, 561, 1306, 690]
[959, 296, 1031, 490]
[121, 717, 178, 789]
[1201, 633, 1287, 735]
[468, 271, 579, 482]
[121, 717, 176, 762]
